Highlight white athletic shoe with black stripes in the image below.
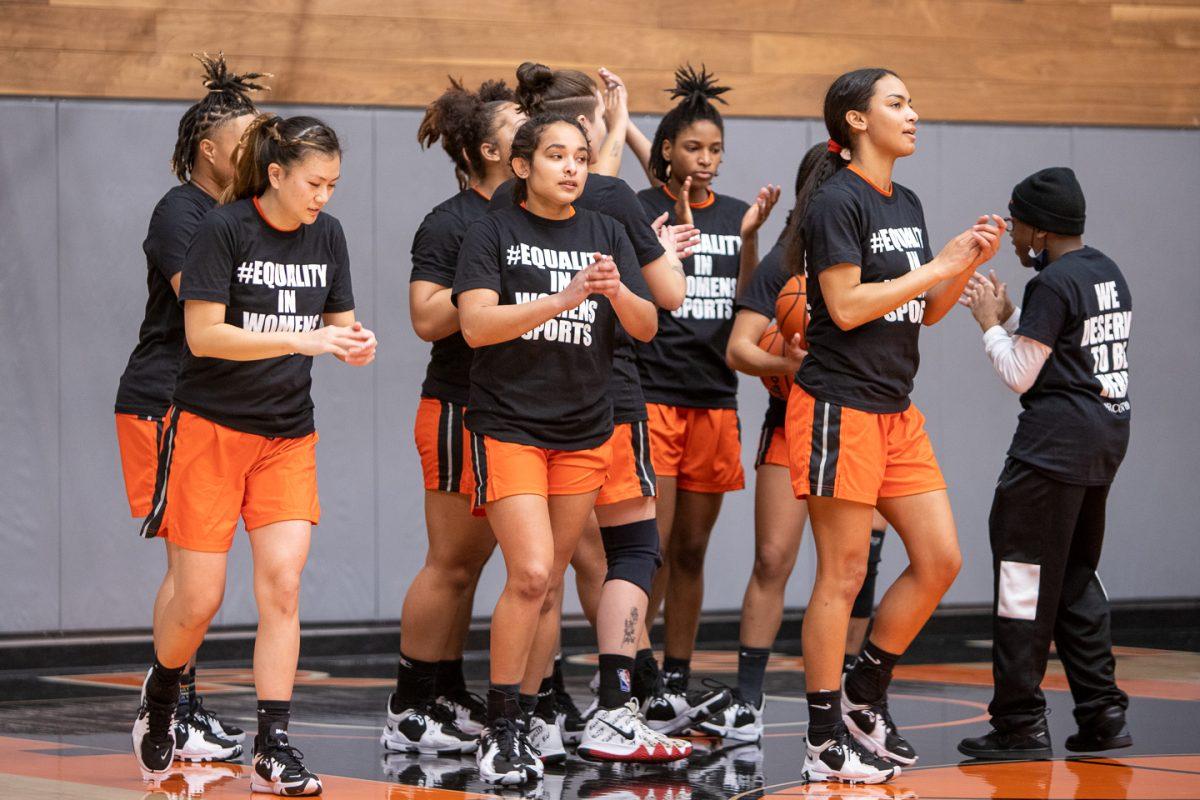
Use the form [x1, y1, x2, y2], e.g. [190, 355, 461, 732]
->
[696, 691, 764, 743]
[801, 727, 898, 785]
[251, 732, 323, 796]
[381, 694, 477, 755]
[174, 709, 242, 762]
[841, 679, 918, 766]
[578, 700, 692, 763]
[476, 717, 543, 786]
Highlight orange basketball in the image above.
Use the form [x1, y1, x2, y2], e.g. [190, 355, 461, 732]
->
[775, 274, 808, 349]
[757, 322, 794, 400]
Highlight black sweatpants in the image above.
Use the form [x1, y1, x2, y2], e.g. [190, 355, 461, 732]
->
[987, 457, 1128, 732]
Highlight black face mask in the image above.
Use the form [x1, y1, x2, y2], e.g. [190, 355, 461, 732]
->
[1030, 247, 1050, 272]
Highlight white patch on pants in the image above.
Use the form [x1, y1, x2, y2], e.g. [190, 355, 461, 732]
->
[998, 560, 1041, 621]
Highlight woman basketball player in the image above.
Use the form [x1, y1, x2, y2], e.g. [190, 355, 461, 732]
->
[634, 65, 780, 734]
[115, 52, 264, 763]
[132, 114, 377, 796]
[703, 146, 892, 742]
[783, 68, 1002, 784]
[381, 78, 524, 757]
[453, 114, 663, 784]
[492, 62, 693, 764]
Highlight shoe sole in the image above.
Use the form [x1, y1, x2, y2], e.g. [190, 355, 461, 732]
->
[1065, 734, 1132, 753]
[695, 721, 762, 743]
[535, 750, 568, 765]
[957, 742, 1053, 761]
[250, 774, 323, 796]
[577, 744, 691, 763]
[380, 736, 478, 756]
[176, 748, 243, 762]
[844, 714, 918, 766]
[801, 764, 899, 785]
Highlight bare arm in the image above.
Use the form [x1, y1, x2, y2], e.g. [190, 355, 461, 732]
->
[324, 310, 377, 366]
[592, 76, 629, 178]
[737, 185, 782, 288]
[725, 309, 805, 377]
[608, 281, 658, 342]
[184, 300, 371, 361]
[639, 218, 690, 311]
[458, 261, 610, 348]
[170, 272, 182, 297]
[409, 280, 460, 342]
[626, 120, 659, 187]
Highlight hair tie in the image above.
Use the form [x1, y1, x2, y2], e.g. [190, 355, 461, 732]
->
[827, 139, 842, 154]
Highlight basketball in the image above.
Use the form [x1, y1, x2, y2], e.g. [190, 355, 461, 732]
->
[775, 274, 808, 349]
[757, 322, 793, 400]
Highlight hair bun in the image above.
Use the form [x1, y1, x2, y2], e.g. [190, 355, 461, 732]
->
[515, 61, 555, 113]
[668, 63, 730, 109]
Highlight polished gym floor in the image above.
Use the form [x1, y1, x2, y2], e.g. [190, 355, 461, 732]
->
[0, 636, 1197, 799]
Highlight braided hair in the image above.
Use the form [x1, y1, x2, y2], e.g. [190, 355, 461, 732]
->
[170, 52, 269, 183]
[648, 64, 730, 184]
[224, 114, 341, 204]
[418, 77, 517, 190]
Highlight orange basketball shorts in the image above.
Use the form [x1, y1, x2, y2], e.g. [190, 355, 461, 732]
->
[414, 397, 475, 495]
[645, 403, 744, 493]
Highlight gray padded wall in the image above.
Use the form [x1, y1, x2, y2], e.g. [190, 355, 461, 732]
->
[0, 97, 1195, 633]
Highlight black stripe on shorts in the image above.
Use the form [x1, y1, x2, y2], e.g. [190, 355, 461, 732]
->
[436, 400, 465, 493]
[470, 431, 489, 509]
[807, 400, 842, 497]
[754, 424, 777, 470]
[631, 420, 657, 497]
[140, 406, 181, 539]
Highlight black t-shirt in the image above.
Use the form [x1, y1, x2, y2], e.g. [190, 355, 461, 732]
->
[735, 237, 791, 429]
[452, 204, 652, 450]
[796, 168, 933, 413]
[1009, 246, 1131, 485]
[493, 175, 665, 423]
[115, 183, 216, 417]
[174, 198, 356, 437]
[411, 188, 490, 405]
[636, 186, 749, 409]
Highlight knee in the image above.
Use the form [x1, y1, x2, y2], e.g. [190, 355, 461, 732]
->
[174, 586, 223, 630]
[507, 563, 551, 604]
[427, 561, 478, 594]
[753, 544, 797, 586]
[669, 537, 707, 574]
[932, 549, 963, 590]
[818, 558, 868, 605]
[259, 571, 302, 618]
[538, 580, 564, 615]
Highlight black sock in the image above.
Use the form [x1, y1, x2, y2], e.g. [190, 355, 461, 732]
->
[737, 645, 771, 706]
[146, 657, 184, 708]
[842, 653, 859, 674]
[435, 658, 466, 697]
[663, 656, 690, 690]
[632, 648, 660, 701]
[393, 651, 437, 712]
[598, 654, 635, 709]
[551, 655, 566, 693]
[256, 699, 291, 746]
[806, 690, 841, 742]
[487, 683, 521, 725]
[181, 665, 197, 709]
[518, 693, 537, 715]
[845, 640, 901, 705]
[534, 677, 556, 718]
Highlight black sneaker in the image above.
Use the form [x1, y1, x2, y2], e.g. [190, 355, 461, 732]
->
[381, 694, 478, 755]
[842, 684, 918, 765]
[190, 696, 246, 744]
[802, 726, 898, 784]
[252, 732, 323, 796]
[643, 675, 732, 736]
[438, 687, 487, 737]
[132, 667, 177, 780]
[958, 720, 1053, 761]
[1066, 706, 1132, 752]
[553, 684, 586, 746]
[476, 717, 543, 785]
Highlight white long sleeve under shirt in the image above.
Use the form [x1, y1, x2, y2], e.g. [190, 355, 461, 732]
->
[981, 307, 1053, 394]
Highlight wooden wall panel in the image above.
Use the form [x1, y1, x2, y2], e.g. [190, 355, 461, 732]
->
[1, 0, 1197, 126]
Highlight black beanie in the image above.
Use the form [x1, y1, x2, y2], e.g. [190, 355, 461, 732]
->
[1008, 167, 1085, 236]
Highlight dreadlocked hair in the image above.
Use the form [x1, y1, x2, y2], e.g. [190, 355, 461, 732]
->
[508, 113, 590, 205]
[418, 77, 517, 191]
[170, 52, 269, 183]
[649, 64, 730, 183]
[514, 62, 599, 122]
[224, 114, 341, 204]
[783, 68, 898, 275]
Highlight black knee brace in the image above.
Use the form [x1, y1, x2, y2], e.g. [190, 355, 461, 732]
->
[600, 519, 661, 597]
[851, 527, 887, 618]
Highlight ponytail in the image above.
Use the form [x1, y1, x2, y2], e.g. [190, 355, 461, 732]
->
[418, 77, 517, 190]
[783, 68, 898, 275]
[224, 114, 341, 204]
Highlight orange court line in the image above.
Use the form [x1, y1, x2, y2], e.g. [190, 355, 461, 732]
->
[0, 735, 493, 800]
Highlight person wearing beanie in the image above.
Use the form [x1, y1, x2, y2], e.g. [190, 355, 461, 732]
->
[957, 166, 1132, 760]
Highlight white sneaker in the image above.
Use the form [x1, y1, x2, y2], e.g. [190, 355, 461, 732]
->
[696, 692, 764, 743]
[251, 732, 323, 796]
[641, 679, 731, 736]
[578, 700, 692, 763]
[189, 697, 247, 744]
[380, 694, 477, 755]
[842, 680, 918, 765]
[476, 717, 543, 785]
[801, 728, 898, 785]
[174, 709, 242, 762]
[527, 712, 567, 764]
